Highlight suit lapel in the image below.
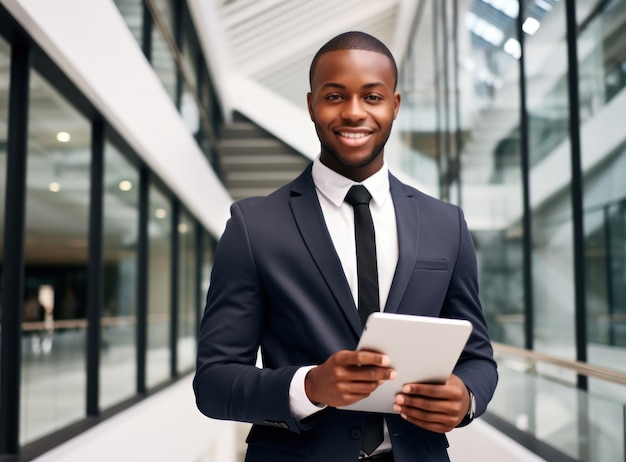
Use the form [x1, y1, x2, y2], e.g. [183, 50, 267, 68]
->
[384, 174, 420, 314]
[289, 166, 362, 338]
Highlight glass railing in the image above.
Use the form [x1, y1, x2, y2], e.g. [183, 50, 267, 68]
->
[489, 342, 626, 462]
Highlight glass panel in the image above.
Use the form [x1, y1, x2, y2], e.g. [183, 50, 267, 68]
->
[491, 355, 626, 462]
[181, 8, 198, 93]
[0, 37, 9, 278]
[456, 0, 525, 347]
[152, 0, 174, 35]
[112, 0, 144, 49]
[578, 0, 626, 402]
[177, 211, 195, 372]
[524, 0, 576, 367]
[180, 89, 199, 135]
[180, 21, 200, 136]
[393, 0, 439, 194]
[21, 70, 90, 444]
[100, 141, 139, 409]
[0, 33, 9, 401]
[146, 184, 171, 388]
[151, 23, 177, 105]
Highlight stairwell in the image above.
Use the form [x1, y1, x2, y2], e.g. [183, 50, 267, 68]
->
[218, 114, 311, 201]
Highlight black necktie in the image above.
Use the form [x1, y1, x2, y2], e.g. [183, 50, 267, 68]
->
[344, 185, 380, 326]
[344, 185, 384, 457]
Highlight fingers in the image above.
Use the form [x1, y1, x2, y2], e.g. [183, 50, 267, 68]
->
[392, 375, 469, 433]
[393, 393, 465, 432]
[344, 351, 397, 382]
[304, 350, 396, 408]
[336, 349, 391, 368]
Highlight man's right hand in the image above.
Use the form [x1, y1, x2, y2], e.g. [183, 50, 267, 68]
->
[304, 350, 396, 407]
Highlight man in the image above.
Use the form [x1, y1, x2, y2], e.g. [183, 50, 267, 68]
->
[194, 31, 497, 462]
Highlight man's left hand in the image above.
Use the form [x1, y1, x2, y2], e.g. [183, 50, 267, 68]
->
[393, 374, 469, 433]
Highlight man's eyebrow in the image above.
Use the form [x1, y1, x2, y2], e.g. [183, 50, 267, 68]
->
[319, 82, 385, 90]
[362, 82, 384, 89]
[319, 82, 346, 90]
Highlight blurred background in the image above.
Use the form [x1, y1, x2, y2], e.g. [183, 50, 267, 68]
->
[0, 0, 625, 461]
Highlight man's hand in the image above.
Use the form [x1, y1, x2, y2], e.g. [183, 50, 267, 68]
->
[305, 350, 396, 408]
[393, 374, 470, 433]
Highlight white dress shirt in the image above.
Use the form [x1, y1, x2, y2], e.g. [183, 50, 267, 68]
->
[289, 156, 399, 453]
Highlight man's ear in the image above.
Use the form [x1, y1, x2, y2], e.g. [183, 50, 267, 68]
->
[307, 92, 315, 121]
[393, 92, 401, 120]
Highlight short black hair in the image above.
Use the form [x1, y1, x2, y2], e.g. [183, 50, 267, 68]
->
[309, 31, 398, 90]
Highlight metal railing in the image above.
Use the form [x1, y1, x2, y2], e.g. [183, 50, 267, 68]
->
[492, 341, 626, 386]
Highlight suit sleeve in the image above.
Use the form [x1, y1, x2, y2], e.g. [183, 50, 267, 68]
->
[444, 207, 498, 419]
[193, 201, 302, 432]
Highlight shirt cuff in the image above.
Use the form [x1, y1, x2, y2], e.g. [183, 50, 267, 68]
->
[289, 365, 327, 420]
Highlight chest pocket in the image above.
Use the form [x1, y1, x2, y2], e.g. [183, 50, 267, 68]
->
[414, 259, 447, 271]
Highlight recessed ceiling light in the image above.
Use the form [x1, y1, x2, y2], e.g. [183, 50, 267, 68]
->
[522, 17, 541, 35]
[119, 180, 133, 191]
[504, 38, 522, 59]
[178, 223, 189, 233]
[49, 182, 61, 192]
[56, 131, 71, 143]
[466, 12, 505, 47]
[155, 208, 167, 219]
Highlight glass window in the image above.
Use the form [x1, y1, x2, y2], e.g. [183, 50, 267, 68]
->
[181, 7, 198, 93]
[112, 0, 144, 49]
[524, 0, 576, 363]
[198, 66, 212, 118]
[100, 140, 139, 409]
[21, 69, 90, 444]
[0, 33, 9, 398]
[0, 38, 9, 287]
[579, 0, 626, 349]
[578, 0, 626, 424]
[152, 0, 174, 35]
[179, 7, 200, 136]
[151, 24, 177, 105]
[146, 184, 171, 388]
[523, 0, 579, 454]
[455, 0, 525, 348]
[150, 0, 177, 106]
[177, 210, 196, 372]
[393, 0, 439, 194]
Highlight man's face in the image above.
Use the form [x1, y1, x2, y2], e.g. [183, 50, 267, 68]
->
[307, 49, 401, 182]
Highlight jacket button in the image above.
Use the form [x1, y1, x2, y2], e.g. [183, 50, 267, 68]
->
[350, 428, 362, 440]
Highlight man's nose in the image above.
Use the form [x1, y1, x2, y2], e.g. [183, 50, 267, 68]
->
[341, 97, 366, 121]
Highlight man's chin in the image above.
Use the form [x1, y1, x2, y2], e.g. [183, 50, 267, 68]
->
[326, 149, 378, 167]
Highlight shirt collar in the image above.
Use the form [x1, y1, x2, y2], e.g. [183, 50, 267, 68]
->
[311, 156, 390, 208]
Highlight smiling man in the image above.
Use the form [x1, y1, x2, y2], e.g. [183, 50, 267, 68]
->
[194, 32, 497, 462]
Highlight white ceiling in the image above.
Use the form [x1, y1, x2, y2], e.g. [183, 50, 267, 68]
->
[211, 0, 414, 109]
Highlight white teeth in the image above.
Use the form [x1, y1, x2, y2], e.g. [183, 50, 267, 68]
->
[339, 132, 368, 139]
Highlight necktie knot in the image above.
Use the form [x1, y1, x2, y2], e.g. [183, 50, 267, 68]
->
[345, 185, 372, 206]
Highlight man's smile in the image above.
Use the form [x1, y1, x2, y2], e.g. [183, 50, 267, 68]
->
[337, 131, 370, 139]
[335, 130, 374, 147]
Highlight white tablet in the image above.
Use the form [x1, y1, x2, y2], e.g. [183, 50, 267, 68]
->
[338, 312, 472, 414]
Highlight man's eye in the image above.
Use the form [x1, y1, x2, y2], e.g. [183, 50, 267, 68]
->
[365, 95, 382, 101]
[326, 94, 342, 101]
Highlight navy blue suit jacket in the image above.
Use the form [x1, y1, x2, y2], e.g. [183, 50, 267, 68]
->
[194, 165, 497, 462]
